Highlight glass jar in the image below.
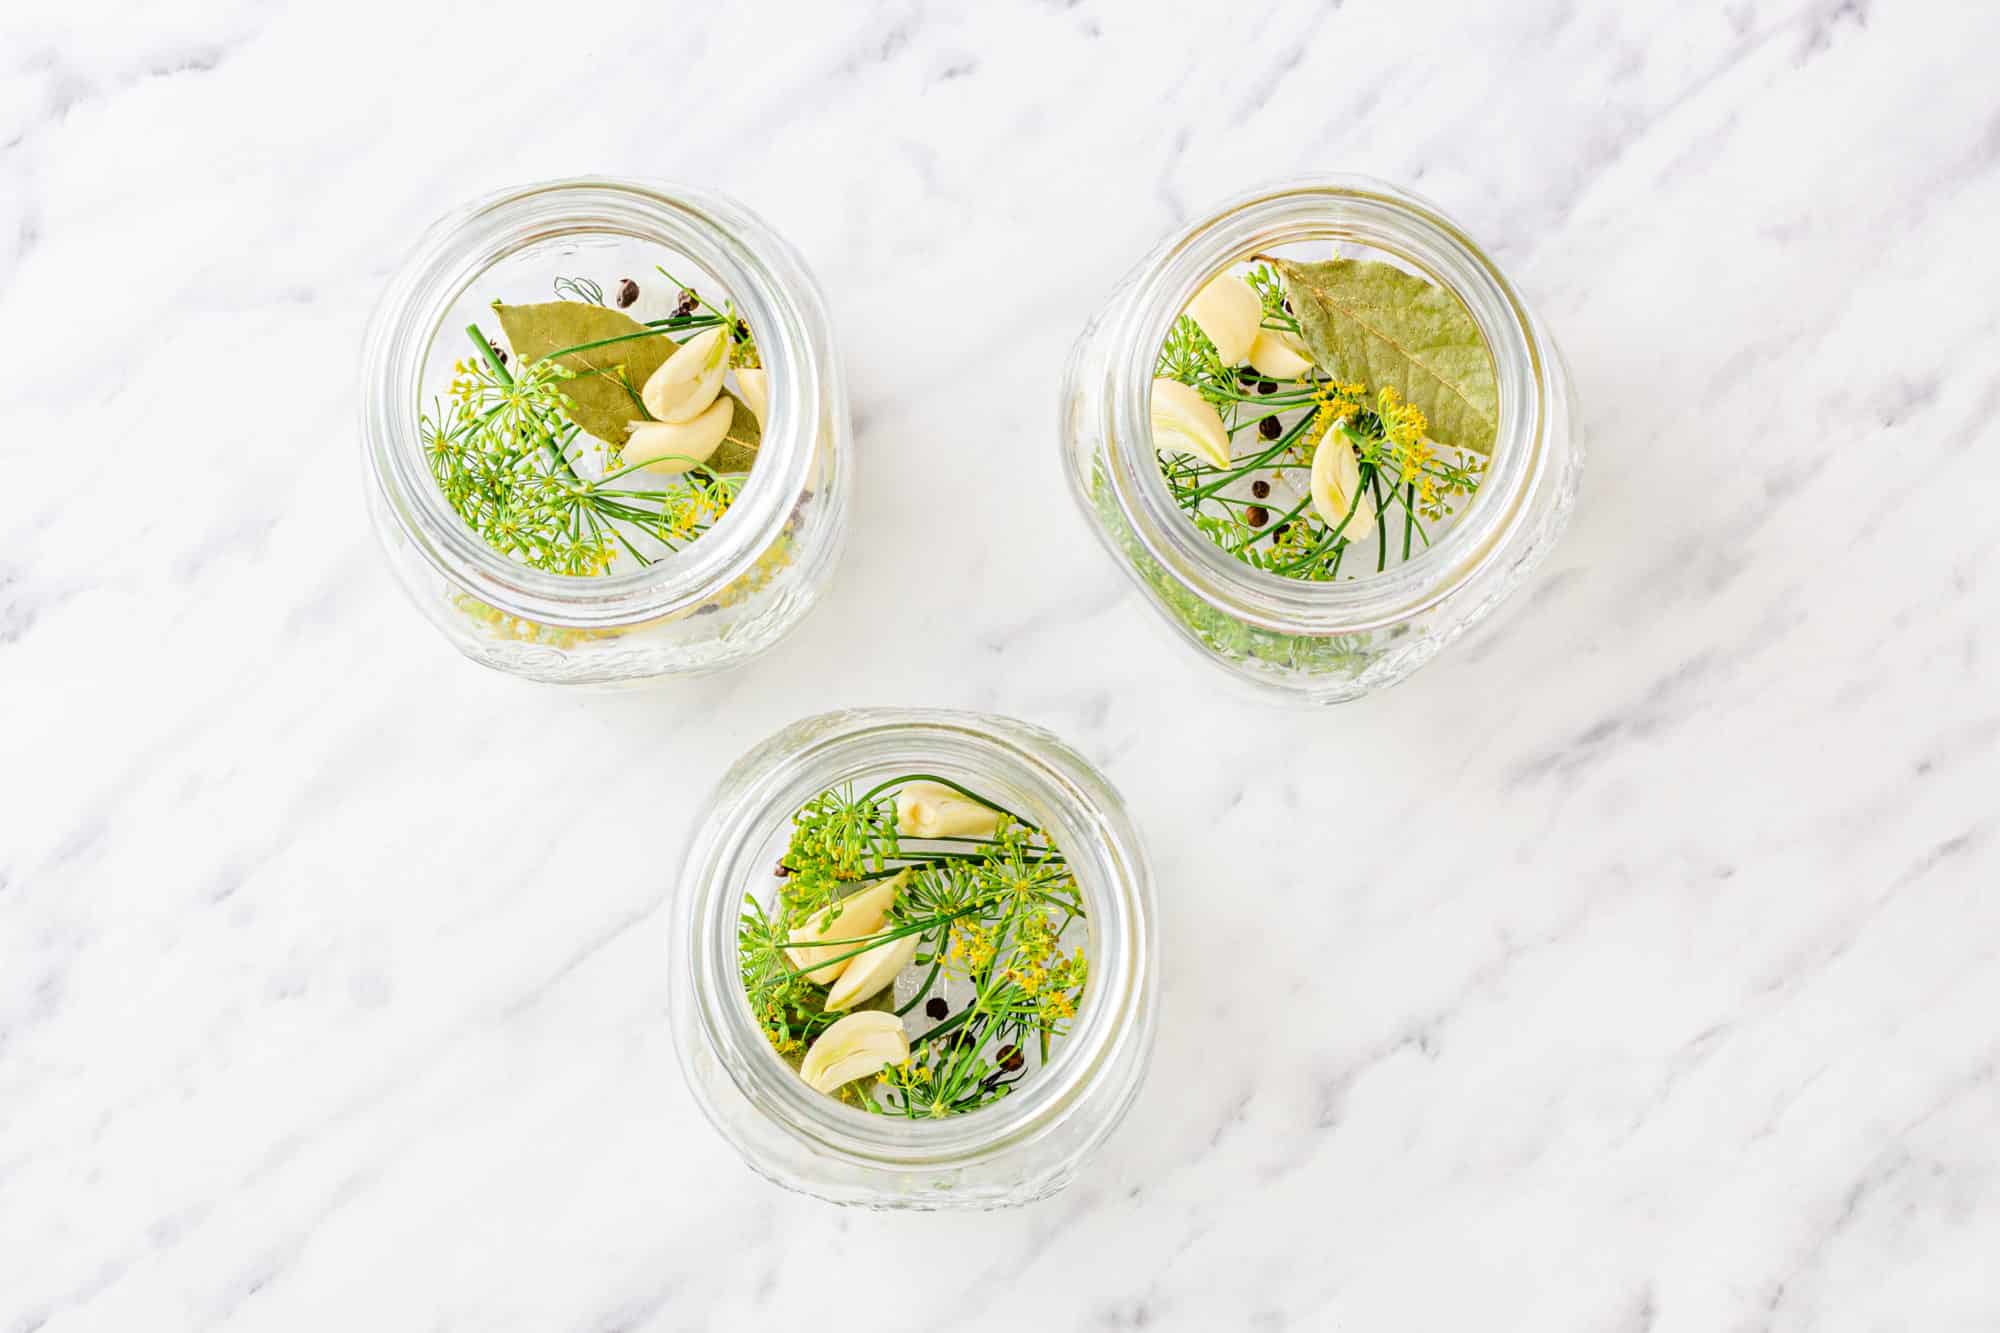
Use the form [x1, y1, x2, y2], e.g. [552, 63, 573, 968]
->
[361, 178, 850, 685]
[670, 708, 1157, 1209]
[1060, 176, 1581, 704]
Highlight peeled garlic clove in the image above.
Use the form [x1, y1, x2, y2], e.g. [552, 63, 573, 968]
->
[734, 367, 769, 429]
[641, 326, 729, 423]
[1248, 330, 1313, 379]
[1185, 274, 1261, 366]
[623, 396, 733, 475]
[896, 781, 1002, 839]
[799, 1010, 910, 1094]
[783, 869, 907, 984]
[1150, 377, 1231, 470]
[1310, 433, 1377, 542]
[824, 929, 920, 1012]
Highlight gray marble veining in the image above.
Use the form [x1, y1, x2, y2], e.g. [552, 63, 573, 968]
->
[2, 0, 1997, 1328]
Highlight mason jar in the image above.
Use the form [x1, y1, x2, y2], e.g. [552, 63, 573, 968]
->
[361, 177, 850, 685]
[1060, 176, 1581, 704]
[670, 708, 1158, 1210]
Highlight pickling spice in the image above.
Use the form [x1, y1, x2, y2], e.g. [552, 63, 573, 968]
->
[1150, 253, 1497, 580]
[739, 775, 1089, 1117]
[419, 271, 769, 576]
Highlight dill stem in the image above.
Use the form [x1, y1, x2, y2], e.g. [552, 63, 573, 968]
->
[465, 323, 583, 484]
[1272, 469, 1369, 575]
[1231, 492, 1313, 553]
[1187, 426, 1305, 501]
[896, 957, 945, 1017]
[534, 313, 725, 363]
[1372, 471, 1390, 572]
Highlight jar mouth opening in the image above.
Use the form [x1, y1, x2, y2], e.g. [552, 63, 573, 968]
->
[360, 178, 818, 630]
[1106, 176, 1553, 634]
[679, 713, 1152, 1168]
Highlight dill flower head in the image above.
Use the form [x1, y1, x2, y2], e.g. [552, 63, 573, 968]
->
[1376, 385, 1428, 446]
[1298, 380, 1367, 456]
[1015, 911, 1061, 965]
[947, 921, 997, 971]
[783, 786, 893, 890]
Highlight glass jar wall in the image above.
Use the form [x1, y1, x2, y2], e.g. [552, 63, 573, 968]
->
[1060, 176, 1580, 704]
[362, 177, 850, 685]
[670, 708, 1158, 1210]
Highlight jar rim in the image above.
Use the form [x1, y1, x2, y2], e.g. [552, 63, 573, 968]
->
[359, 177, 824, 630]
[1100, 175, 1556, 635]
[673, 709, 1156, 1171]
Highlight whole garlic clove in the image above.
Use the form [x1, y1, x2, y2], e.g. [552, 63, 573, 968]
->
[1248, 330, 1313, 379]
[1310, 433, 1377, 541]
[623, 396, 733, 474]
[783, 870, 907, 984]
[1151, 377, 1232, 470]
[799, 1010, 910, 1094]
[641, 326, 729, 423]
[824, 928, 920, 1011]
[1185, 274, 1261, 366]
[734, 367, 769, 429]
[896, 781, 1003, 839]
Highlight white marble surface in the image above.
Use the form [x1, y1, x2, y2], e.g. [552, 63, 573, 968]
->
[4, 0, 1998, 1328]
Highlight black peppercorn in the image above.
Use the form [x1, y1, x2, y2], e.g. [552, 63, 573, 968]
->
[1257, 415, 1281, 440]
[735, 319, 749, 340]
[615, 278, 639, 308]
[1272, 521, 1291, 538]
[1245, 504, 1269, 528]
[774, 861, 792, 877]
[1257, 380, 1277, 395]
[1237, 367, 1258, 384]
[1250, 479, 1271, 499]
[488, 340, 507, 365]
[925, 996, 949, 1021]
[996, 1044, 1025, 1072]
[672, 289, 698, 317]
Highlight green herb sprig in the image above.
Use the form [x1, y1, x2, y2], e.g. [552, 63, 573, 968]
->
[738, 776, 1089, 1118]
[1154, 260, 1490, 580]
[420, 324, 740, 574]
[417, 275, 754, 576]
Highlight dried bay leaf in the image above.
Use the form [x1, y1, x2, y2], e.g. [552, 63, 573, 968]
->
[705, 390, 763, 475]
[493, 301, 676, 447]
[1273, 258, 1499, 455]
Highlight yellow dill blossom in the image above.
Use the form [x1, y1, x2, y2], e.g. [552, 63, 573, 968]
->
[947, 922, 996, 971]
[711, 530, 794, 612]
[1373, 385, 1437, 497]
[1296, 380, 1366, 458]
[1016, 911, 1060, 964]
[882, 1058, 933, 1099]
[1376, 385, 1427, 446]
[1005, 962, 1049, 995]
[745, 768, 1089, 1121]
[449, 358, 481, 405]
